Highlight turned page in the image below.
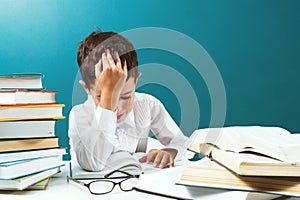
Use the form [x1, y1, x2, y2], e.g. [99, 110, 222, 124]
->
[189, 126, 300, 162]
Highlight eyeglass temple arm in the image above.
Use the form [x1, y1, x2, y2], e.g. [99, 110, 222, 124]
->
[67, 176, 87, 187]
[104, 169, 139, 178]
[133, 187, 193, 200]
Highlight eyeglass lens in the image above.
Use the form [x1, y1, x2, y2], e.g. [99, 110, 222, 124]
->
[88, 177, 139, 194]
[89, 180, 114, 194]
[120, 177, 139, 191]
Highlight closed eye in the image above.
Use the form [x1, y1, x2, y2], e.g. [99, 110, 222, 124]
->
[120, 96, 131, 100]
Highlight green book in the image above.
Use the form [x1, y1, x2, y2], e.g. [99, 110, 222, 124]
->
[26, 178, 51, 190]
[0, 167, 60, 190]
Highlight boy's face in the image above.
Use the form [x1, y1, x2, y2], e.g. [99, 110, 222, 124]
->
[115, 77, 136, 123]
[83, 76, 138, 123]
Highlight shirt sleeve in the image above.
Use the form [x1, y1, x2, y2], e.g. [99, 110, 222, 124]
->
[68, 103, 119, 171]
[149, 96, 189, 161]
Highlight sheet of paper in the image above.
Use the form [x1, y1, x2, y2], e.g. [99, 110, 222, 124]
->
[137, 159, 250, 200]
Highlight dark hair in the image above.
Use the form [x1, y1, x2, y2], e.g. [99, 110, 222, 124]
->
[77, 31, 138, 89]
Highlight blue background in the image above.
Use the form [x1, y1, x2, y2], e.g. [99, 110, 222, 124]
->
[0, 0, 299, 160]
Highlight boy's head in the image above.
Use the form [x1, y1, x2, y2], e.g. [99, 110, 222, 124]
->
[77, 31, 139, 90]
[77, 31, 140, 123]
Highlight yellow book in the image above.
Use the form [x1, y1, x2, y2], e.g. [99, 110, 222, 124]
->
[26, 178, 50, 190]
[177, 160, 300, 198]
[0, 137, 59, 153]
[0, 104, 65, 122]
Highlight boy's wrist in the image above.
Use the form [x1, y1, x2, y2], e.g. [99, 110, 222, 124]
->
[99, 91, 117, 111]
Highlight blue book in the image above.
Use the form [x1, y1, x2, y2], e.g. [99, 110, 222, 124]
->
[0, 155, 63, 180]
[0, 73, 44, 90]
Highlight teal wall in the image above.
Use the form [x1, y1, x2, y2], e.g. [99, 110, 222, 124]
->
[1, 0, 299, 160]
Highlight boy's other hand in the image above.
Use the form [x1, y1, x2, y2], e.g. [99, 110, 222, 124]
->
[94, 49, 127, 111]
[139, 148, 178, 168]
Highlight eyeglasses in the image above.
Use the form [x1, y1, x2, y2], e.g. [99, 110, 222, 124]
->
[67, 169, 192, 200]
[67, 170, 139, 195]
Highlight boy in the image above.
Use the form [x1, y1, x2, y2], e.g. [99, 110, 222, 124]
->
[69, 31, 189, 171]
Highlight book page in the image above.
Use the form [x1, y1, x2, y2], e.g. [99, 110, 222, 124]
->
[70, 151, 157, 179]
[71, 151, 142, 178]
[189, 126, 300, 162]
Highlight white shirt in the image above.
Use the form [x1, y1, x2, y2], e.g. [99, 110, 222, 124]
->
[68, 92, 189, 171]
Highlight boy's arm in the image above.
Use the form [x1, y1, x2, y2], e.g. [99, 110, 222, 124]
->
[139, 96, 189, 168]
[94, 49, 127, 112]
[68, 105, 118, 171]
[150, 98, 189, 159]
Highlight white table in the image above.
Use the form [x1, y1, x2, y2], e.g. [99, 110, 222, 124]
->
[0, 161, 299, 200]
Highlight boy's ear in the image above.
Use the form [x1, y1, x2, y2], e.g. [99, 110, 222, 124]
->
[79, 80, 91, 95]
[135, 72, 142, 84]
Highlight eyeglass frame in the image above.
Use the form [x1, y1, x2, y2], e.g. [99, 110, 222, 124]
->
[67, 169, 192, 200]
[67, 169, 140, 195]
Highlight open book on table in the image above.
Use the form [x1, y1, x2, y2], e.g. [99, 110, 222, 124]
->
[70, 151, 158, 179]
[188, 126, 300, 176]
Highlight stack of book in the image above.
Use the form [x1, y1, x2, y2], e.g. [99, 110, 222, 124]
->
[178, 126, 300, 198]
[0, 73, 66, 190]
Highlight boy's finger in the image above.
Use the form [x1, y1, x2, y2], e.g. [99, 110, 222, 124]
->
[106, 49, 116, 69]
[138, 156, 147, 163]
[114, 51, 122, 70]
[146, 151, 157, 164]
[153, 152, 163, 168]
[95, 59, 102, 79]
[169, 156, 174, 168]
[159, 154, 169, 169]
[102, 52, 109, 70]
[123, 60, 128, 76]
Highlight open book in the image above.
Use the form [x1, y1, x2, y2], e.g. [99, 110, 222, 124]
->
[188, 126, 300, 176]
[70, 151, 158, 179]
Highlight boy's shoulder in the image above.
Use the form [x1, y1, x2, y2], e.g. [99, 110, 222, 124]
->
[70, 95, 94, 114]
[134, 92, 163, 108]
[135, 92, 159, 102]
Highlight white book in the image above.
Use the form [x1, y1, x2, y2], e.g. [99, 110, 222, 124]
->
[0, 90, 56, 105]
[0, 73, 43, 90]
[0, 120, 56, 138]
[0, 148, 66, 163]
[0, 166, 61, 190]
[70, 151, 157, 179]
[0, 155, 63, 179]
[188, 126, 300, 176]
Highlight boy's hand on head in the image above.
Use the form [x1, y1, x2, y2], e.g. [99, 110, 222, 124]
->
[139, 148, 178, 169]
[94, 49, 127, 111]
